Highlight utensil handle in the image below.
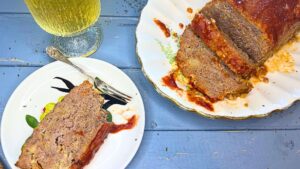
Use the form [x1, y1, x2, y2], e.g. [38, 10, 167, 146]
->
[46, 46, 94, 80]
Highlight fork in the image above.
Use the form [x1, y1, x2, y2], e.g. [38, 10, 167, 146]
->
[46, 46, 132, 103]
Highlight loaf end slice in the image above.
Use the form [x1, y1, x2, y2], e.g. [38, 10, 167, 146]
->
[202, 0, 300, 64]
[16, 81, 111, 169]
[191, 13, 256, 78]
[176, 26, 251, 101]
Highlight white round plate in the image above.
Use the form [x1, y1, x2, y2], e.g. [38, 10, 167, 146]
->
[1, 58, 145, 169]
[136, 0, 300, 119]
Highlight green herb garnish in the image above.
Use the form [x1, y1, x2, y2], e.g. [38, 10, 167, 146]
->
[107, 112, 113, 122]
[156, 40, 176, 64]
[26, 115, 39, 129]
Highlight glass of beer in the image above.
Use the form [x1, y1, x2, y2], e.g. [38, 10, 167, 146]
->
[24, 0, 102, 57]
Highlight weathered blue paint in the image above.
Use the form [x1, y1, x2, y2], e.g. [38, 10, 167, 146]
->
[0, 0, 300, 169]
[0, 14, 139, 68]
[128, 131, 300, 169]
[0, 0, 147, 16]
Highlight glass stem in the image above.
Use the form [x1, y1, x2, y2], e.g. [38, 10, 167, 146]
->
[52, 25, 103, 57]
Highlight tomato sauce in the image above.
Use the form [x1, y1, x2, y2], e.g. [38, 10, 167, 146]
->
[162, 73, 214, 111]
[186, 90, 214, 111]
[162, 73, 179, 90]
[110, 115, 137, 134]
[187, 7, 193, 13]
[153, 18, 171, 38]
[179, 23, 184, 29]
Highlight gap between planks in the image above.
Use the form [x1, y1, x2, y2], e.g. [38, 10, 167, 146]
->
[0, 12, 140, 19]
[144, 128, 300, 132]
[0, 64, 141, 69]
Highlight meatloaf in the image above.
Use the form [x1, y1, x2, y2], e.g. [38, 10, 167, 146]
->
[191, 13, 256, 78]
[16, 81, 111, 169]
[176, 26, 251, 101]
[202, 0, 300, 65]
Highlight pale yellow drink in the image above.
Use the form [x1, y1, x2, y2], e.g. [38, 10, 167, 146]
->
[24, 0, 101, 37]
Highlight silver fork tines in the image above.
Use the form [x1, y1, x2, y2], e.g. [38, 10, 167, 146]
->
[46, 46, 132, 104]
[94, 77, 132, 103]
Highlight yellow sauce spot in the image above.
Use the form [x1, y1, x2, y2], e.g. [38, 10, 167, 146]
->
[57, 96, 65, 102]
[173, 70, 189, 85]
[265, 36, 298, 73]
[265, 50, 295, 73]
[223, 97, 248, 109]
[250, 76, 269, 85]
[40, 102, 55, 121]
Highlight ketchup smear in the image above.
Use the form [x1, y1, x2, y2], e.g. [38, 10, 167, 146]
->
[162, 73, 214, 111]
[162, 73, 179, 90]
[186, 90, 214, 111]
[111, 115, 137, 134]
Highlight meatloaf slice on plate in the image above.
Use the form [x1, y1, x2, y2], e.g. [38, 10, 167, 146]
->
[191, 13, 256, 78]
[176, 26, 251, 102]
[202, 0, 300, 65]
[16, 81, 111, 169]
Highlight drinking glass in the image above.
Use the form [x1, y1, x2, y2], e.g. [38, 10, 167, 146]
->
[24, 0, 102, 57]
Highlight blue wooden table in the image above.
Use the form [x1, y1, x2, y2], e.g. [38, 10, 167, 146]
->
[1, 0, 300, 168]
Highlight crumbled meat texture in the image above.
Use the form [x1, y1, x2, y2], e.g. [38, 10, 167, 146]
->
[175, 0, 299, 101]
[228, 0, 300, 46]
[191, 13, 256, 78]
[16, 81, 111, 169]
[202, 0, 300, 64]
[176, 26, 251, 101]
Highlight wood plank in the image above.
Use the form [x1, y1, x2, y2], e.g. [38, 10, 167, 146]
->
[128, 130, 300, 169]
[0, 14, 140, 68]
[0, 0, 147, 17]
[1, 130, 300, 169]
[1, 67, 300, 131]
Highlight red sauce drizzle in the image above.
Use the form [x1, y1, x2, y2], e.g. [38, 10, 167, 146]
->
[162, 73, 214, 111]
[111, 115, 137, 134]
[72, 123, 111, 168]
[153, 18, 171, 38]
[187, 90, 214, 111]
[187, 7, 193, 13]
[179, 23, 184, 29]
[61, 115, 138, 167]
[162, 73, 179, 90]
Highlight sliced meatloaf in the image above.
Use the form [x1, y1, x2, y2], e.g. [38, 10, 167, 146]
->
[176, 26, 251, 101]
[202, 0, 300, 65]
[16, 81, 111, 169]
[191, 13, 256, 78]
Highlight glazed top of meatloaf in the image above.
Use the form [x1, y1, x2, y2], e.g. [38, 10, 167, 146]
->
[225, 0, 300, 46]
[176, 26, 251, 101]
[16, 81, 111, 169]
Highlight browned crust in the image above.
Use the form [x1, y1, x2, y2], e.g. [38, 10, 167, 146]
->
[70, 123, 112, 169]
[16, 81, 109, 169]
[176, 26, 251, 101]
[225, 0, 300, 46]
[191, 13, 256, 78]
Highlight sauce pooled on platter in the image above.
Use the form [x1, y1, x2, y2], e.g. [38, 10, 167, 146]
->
[162, 73, 214, 111]
[162, 73, 180, 90]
